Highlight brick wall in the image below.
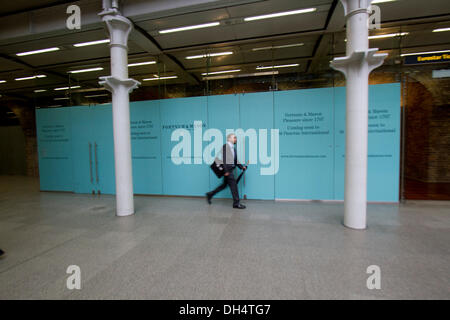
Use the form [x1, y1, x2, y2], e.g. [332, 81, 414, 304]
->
[405, 80, 450, 183]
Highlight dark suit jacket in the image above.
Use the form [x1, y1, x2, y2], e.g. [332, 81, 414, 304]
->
[221, 143, 244, 174]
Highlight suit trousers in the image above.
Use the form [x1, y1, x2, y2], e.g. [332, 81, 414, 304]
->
[209, 172, 240, 206]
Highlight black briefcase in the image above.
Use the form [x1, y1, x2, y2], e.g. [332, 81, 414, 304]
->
[210, 161, 224, 178]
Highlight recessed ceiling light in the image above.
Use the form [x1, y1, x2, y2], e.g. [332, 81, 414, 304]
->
[433, 27, 450, 33]
[73, 39, 110, 47]
[54, 85, 81, 91]
[159, 22, 220, 34]
[252, 43, 304, 51]
[16, 47, 60, 56]
[244, 8, 316, 22]
[201, 69, 241, 76]
[85, 94, 109, 98]
[186, 52, 233, 59]
[15, 75, 47, 81]
[143, 76, 178, 81]
[401, 50, 450, 57]
[372, 0, 396, 3]
[369, 32, 408, 39]
[128, 61, 156, 67]
[256, 64, 299, 70]
[68, 67, 104, 74]
[203, 70, 279, 80]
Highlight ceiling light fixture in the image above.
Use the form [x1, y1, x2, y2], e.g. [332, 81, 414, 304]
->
[54, 97, 70, 101]
[244, 8, 316, 22]
[73, 39, 110, 47]
[372, 0, 396, 3]
[128, 61, 156, 67]
[143, 76, 178, 81]
[34, 89, 47, 93]
[201, 69, 241, 76]
[401, 49, 450, 57]
[369, 32, 408, 39]
[159, 22, 220, 34]
[252, 43, 304, 51]
[68, 67, 104, 74]
[203, 70, 279, 80]
[16, 47, 60, 56]
[54, 85, 81, 91]
[0, 80, 6, 84]
[256, 63, 299, 70]
[186, 52, 233, 59]
[433, 27, 450, 33]
[15, 75, 47, 81]
[85, 94, 109, 98]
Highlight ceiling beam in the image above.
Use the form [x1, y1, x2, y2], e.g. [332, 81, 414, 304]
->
[129, 23, 199, 85]
[0, 52, 101, 92]
[0, 0, 264, 44]
[307, 0, 341, 73]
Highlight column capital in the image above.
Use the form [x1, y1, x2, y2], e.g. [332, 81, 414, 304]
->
[101, 14, 133, 49]
[331, 49, 387, 77]
[330, 51, 365, 77]
[340, 0, 374, 16]
[99, 76, 140, 94]
[367, 48, 388, 72]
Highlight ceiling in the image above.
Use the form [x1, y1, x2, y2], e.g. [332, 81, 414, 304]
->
[0, 0, 449, 105]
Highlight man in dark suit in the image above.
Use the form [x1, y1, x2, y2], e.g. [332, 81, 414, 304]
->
[206, 133, 247, 209]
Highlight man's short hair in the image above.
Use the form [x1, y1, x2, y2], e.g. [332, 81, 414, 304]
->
[227, 133, 235, 141]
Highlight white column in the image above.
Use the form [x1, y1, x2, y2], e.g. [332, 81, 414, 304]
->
[330, 0, 387, 229]
[99, 6, 140, 217]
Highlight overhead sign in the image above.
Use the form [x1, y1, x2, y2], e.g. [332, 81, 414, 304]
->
[404, 52, 450, 65]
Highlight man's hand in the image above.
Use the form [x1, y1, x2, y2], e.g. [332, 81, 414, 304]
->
[224, 172, 230, 176]
[243, 166, 247, 171]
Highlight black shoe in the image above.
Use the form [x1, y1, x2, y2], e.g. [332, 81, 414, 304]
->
[233, 204, 246, 209]
[206, 193, 212, 205]
[0, 249, 4, 257]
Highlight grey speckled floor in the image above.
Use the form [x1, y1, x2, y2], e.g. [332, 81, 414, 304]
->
[0, 175, 449, 300]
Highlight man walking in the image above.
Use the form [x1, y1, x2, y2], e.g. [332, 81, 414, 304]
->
[206, 133, 247, 209]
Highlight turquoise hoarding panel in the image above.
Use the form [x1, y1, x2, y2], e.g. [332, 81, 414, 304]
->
[159, 96, 210, 196]
[91, 104, 115, 195]
[274, 88, 335, 200]
[36, 85, 401, 202]
[70, 106, 94, 194]
[239, 91, 275, 200]
[36, 107, 73, 191]
[130, 100, 163, 195]
[333, 87, 346, 201]
[207, 94, 240, 199]
[334, 83, 401, 202]
[70, 105, 115, 195]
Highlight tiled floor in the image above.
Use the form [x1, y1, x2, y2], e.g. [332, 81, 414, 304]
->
[0, 175, 449, 299]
